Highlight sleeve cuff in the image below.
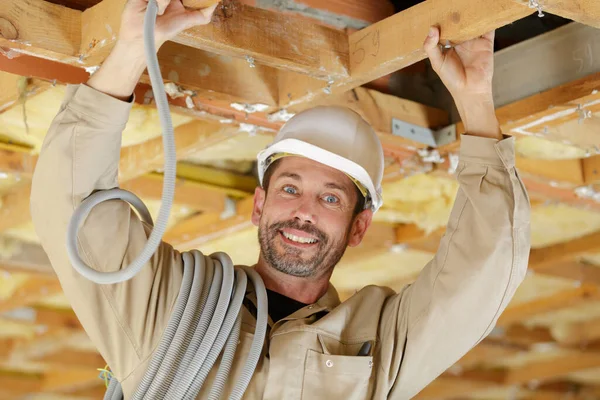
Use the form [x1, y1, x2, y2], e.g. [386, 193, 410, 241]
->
[459, 134, 515, 169]
[63, 84, 134, 126]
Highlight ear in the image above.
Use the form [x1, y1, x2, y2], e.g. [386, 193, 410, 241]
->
[347, 209, 373, 247]
[251, 186, 266, 226]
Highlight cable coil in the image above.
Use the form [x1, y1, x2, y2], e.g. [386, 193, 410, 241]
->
[65, 1, 268, 398]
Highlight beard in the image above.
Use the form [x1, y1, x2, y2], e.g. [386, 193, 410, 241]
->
[258, 218, 350, 278]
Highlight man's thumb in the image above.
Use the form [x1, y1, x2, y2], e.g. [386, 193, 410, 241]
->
[423, 26, 443, 71]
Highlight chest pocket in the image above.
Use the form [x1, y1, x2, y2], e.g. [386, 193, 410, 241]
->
[301, 336, 374, 400]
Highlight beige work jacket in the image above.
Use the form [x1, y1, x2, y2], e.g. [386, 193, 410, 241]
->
[30, 84, 531, 399]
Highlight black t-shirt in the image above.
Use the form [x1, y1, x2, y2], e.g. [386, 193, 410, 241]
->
[266, 289, 308, 323]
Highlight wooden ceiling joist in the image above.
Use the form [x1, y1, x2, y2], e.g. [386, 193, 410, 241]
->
[497, 284, 600, 327]
[0, 0, 82, 64]
[531, 0, 600, 29]
[80, 0, 349, 79]
[283, 0, 535, 110]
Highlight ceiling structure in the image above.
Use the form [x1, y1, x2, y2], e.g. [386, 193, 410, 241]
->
[1, 0, 600, 399]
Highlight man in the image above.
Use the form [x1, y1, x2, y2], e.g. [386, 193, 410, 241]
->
[30, 0, 530, 398]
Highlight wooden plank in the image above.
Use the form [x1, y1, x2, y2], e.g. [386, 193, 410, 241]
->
[0, 371, 42, 396]
[531, 261, 600, 286]
[534, 0, 600, 29]
[118, 120, 240, 182]
[456, 340, 522, 369]
[283, 0, 533, 109]
[519, 175, 600, 212]
[0, 71, 22, 112]
[0, 183, 32, 231]
[0, 121, 241, 233]
[516, 157, 586, 186]
[80, 0, 349, 79]
[153, 41, 279, 106]
[555, 317, 600, 347]
[42, 368, 99, 392]
[36, 349, 105, 369]
[506, 351, 600, 384]
[501, 324, 556, 347]
[164, 196, 254, 250]
[583, 155, 600, 184]
[529, 230, 600, 269]
[501, 81, 600, 138]
[34, 306, 83, 332]
[497, 285, 600, 327]
[0, 0, 81, 64]
[175, 163, 258, 194]
[493, 23, 600, 108]
[121, 174, 228, 213]
[0, 275, 62, 314]
[286, 0, 394, 25]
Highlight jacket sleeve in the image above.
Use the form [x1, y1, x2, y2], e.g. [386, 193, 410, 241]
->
[380, 134, 531, 398]
[30, 84, 185, 383]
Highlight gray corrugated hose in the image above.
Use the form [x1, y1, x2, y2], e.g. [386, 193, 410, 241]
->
[65, 1, 268, 398]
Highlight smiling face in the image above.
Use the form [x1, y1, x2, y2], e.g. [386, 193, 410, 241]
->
[252, 156, 373, 279]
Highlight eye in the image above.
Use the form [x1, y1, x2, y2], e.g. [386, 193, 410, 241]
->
[283, 185, 297, 195]
[323, 194, 339, 204]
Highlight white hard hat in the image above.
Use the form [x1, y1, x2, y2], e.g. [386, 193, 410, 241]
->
[256, 106, 384, 212]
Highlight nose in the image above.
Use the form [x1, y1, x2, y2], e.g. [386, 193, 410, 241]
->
[292, 198, 317, 225]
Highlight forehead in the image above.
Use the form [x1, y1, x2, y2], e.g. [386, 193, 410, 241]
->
[272, 157, 356, 190]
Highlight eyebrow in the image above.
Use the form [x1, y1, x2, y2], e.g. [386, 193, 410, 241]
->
[277, 172, 351, 197]
[276, 172, 301, 181]
[324, 182, 350, 195]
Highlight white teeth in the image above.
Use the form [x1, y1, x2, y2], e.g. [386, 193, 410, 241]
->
[282, 232, 317, 244]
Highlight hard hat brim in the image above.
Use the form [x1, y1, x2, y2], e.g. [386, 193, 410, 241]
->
[256, 138, 383, 212]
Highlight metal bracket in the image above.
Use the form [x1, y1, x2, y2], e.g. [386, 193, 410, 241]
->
[391, 119, 456, 148]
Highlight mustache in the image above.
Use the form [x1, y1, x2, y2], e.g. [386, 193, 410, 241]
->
[269, 220, 328, 243]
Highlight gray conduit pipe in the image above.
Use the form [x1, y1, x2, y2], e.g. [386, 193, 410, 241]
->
[64, 1, 268, 398]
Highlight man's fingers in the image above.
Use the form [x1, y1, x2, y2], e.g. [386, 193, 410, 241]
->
[201, 3, 218, 19]
[423, 26, 444, 71]
[482, 30, 495, 43]
[181, 4, 217, 28]
[157, 0, 171, 15]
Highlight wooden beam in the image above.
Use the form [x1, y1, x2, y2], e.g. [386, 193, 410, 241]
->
[118, 120, 239, 182]
[0, 0, 81, 64]
[80, 0, 349, 79]
[0, 275, 62, 314]
[121, 174, 228, 213]
[0, 183, 32, 231]
[36, 349, 105, 369]
[506, 351, 600, 385]
[555, 317, 600, 347]
[529, 0, 600, 29]
[32, 306, 82, 332]
[516, 157, 587, 186]
[175, 162, 257, 195]
[0, 121, 240, 233]
[501, 79, 600, 138]
[152, 41, 279, 107]
[0, 371, 42, 396]
[42, 368, 99, 392]
[283, 0, 533, 110]
[583, 155, 600, 184]
[456, 340, 523, 369]
[529, 230, 600, 269]
[0, 147, 37, 177]
[497, 284, 600, 327]
[531, 261, 600, 287]
[164, 196, 254, 250]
